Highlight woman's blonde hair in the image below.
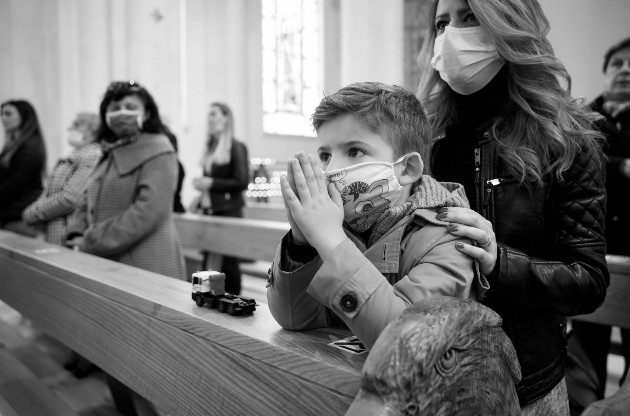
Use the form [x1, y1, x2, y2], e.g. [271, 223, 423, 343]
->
[417, 0, 603, 185]
[203, 102, 234, 171]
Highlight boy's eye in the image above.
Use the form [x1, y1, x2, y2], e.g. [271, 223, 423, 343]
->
[435, 20, 447, 33]
[318, 152, 331, 164]
[348, 148, 366, 159]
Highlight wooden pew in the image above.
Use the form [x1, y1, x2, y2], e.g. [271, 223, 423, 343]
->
[0, 230, 363, 416]
[574, 255, 630, 415]
[174, 213, 290, 279]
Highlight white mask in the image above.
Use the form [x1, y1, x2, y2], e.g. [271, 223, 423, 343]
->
[325, 157, 405, 233]
[430, 26, 504, 95]
[106, 109, 143, 138]
[67, 129, 85, 147]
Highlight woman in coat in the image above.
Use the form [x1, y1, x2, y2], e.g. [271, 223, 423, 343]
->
[23, 112, 102, 245]
[65, 80, 185, 280]
[0, 100, 46, 237]
[192, 102, 249, 295]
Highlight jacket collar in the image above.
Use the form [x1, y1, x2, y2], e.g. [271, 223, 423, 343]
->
[110, 134, 174, 175]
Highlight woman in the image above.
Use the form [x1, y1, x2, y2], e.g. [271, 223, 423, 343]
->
[65, 80, 185, 281]
[416, 0, 608, 413]
[192, 102, 249, 295]
[0, 100, 47, 237]
[23, 112, 102, 245]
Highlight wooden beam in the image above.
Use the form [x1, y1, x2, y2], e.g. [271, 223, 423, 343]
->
[0, 231, 362, 416]
[174, 213, 289, 262]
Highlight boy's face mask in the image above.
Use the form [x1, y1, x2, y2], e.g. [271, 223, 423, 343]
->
[325, 157, 405, 233]
[106, 109, 143, 138]
[430, 26, 504, 95]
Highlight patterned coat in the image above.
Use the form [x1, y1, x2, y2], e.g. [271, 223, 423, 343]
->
[23, 143, 102, 245]
[66, 134, 185, 280]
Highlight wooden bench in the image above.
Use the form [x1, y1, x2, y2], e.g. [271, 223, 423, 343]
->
[574, 254, 630, 415]
[174, 213, 290, 280]
[0, 230, 363, 416]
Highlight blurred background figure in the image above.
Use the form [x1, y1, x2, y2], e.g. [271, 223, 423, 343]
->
[23, 112, 102, 245]
[161, 123, 186, 213]
[65, 80, 185, 279]
[64, 80, 186, 416]
[192, 102, 249, 295]
[571, 36, 630, 404]
[0, 99, 47, 237]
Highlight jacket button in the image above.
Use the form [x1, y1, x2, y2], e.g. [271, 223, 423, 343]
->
[340, 294, 357, 312]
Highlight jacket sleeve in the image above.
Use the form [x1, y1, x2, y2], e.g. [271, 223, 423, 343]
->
[0, 138, 45, 200]
[210, 141, 249, 192]
[81, 153, 177, 257]
[23, 152, 100, 225]
[307, 232, 475, 350]
[266, 233, 329, 330]
[489, 147, 609, 316]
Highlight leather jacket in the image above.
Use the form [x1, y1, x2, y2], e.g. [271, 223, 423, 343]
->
[432, 129, 609, 406]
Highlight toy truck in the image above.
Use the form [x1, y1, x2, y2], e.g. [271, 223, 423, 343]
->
[191, 270, 256, 315]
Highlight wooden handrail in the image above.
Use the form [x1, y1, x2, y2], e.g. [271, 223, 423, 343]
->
[0, 230, 362, 416]
[174, 213, 289, 262]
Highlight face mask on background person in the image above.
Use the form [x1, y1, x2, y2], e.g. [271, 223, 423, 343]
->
[431, 26, 504, 95]
[67, 129, 86, 147]
[106, 109, 143, 138]
[325, 157, 407, 233]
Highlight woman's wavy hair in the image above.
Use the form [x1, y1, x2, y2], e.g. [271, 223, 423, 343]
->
[417, 0, 603, 185]
[96, 80, 165, 143]
[0, 99, 46, 169]
[203, 102, 234, 170]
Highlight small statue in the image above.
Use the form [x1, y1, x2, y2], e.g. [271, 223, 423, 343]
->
[345, 296, 521, 416]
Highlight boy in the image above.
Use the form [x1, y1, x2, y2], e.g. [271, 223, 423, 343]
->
[267, 82, 481, 349]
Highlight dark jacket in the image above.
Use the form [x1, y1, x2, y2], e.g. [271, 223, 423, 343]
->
[432, 127, 609, 406]
[201, 139, 249, 216]
[590, 95, 630, 256]
[0, 135, 46, 223]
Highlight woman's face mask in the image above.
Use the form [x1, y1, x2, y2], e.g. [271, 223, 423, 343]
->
[67, 128, 86, 147]
[105, 108, 143, 138]
[431, 26, 504, 95]
[325, 157, 406, 233]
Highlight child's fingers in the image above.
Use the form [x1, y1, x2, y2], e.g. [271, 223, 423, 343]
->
[280, 175, 302, 211]
[310, 155, 329, 194]
[296, 152, 320, 196]
[289, 158, 312, 202]
[286, 158, 297, 193]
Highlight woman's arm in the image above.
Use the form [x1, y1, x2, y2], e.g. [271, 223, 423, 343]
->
[81, 153, 177, 257]
[0, 138, 45, 200]
[24, 150, 101, 224]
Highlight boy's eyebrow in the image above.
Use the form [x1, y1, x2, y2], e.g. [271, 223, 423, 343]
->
[317, 145, 330, 153]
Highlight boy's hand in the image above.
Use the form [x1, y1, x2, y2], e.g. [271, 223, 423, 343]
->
[283, 158, 308, 245]
[280, 152, 346, 260]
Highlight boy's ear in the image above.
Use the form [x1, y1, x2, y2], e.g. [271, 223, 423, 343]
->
[397, 152, 424, 185]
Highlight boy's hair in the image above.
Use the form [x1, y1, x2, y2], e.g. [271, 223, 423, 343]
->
[311, 82, 430, 159]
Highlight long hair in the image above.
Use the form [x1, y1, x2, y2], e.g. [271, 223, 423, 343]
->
[95, 80, 165, 143]
[0, 99, 46, 169]
[203, 102, 234, 171]
[417, 0, 603, 185]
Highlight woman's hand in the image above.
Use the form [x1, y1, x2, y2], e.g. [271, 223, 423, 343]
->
[192, 177, 213, 191]
[436, 207, 497, 276]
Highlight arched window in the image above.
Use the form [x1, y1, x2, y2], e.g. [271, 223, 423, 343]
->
[262, 0, 321, 137]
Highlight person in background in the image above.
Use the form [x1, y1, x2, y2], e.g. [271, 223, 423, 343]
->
[192, 102, 249, 295]
[65, 80, 185, 280]
[571, 36, 630, 401]
[0, 100, 46, 237]
[416, 0, 608, 414]
[162, 124, 186, 213]
[23, 112, 102, 245]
